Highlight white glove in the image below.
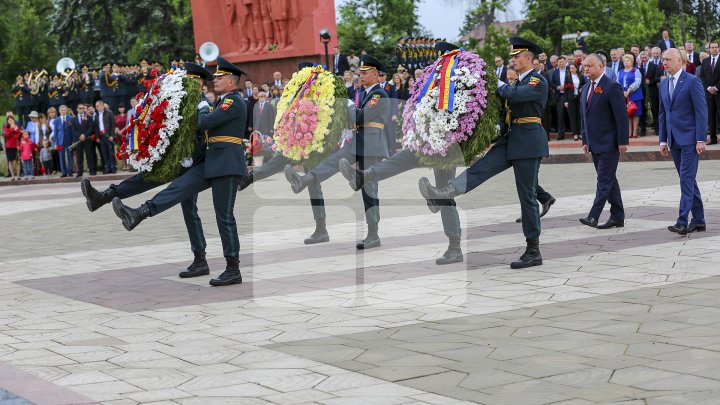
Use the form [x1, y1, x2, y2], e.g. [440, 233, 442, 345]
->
[181, 157, 193, 168]
[197, 100, 210, 110]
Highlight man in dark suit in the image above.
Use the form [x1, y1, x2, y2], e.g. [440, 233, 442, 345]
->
[684, 41, 701, 67]
[112, 57, 249, 286]
[419, 37, 549, 269]
[268, 71, 283, 88]
[70, 103, 95, 176]
[252, 91, 275, 137]
[638, 51, 650, 136]
[700, 41, 720, 144]
[551, 55, 570, 140]
[332, 46, 350, 76]
[82, 63, 216, 278]
[94, 99, 116, 174]
[494, 56, 508, 83]
[659, 48, 708, 235]
[648, 47, 664, 134]
[285, 55, 390, 249]
[657, 30, 675, 53]
[579, 53, 629, 229]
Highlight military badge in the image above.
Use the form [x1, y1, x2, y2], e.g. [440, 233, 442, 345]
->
[220, 98, 233, 110]
[528, 76, 541, 87]
[369, 94, 381, 107]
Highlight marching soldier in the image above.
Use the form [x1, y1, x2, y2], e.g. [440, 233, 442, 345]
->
[339, 41, 465, 265]
[419, 37, 549, 270]
[82, 62, 215, 280]
[111, 57, 248, 287]
[284, 55, 390, 249]
[236, 61, 336, 245]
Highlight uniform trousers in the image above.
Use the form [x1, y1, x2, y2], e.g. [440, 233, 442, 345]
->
[146, 164, 240, 258]
[449, 143, 541, 239]
[370, 149, 461, 240]
[253, 153, 327, 221]
[308, 143, 382, 225]
[111, 172, 206, 254]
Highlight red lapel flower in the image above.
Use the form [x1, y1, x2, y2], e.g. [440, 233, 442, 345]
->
[594, 85, 603, 94]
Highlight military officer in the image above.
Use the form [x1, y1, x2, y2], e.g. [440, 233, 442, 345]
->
[419, 37, 549, 269]
[111, 57, 248, 286]
[236, 62, 334, 245]
[339, 42, 463, 264]
[99, 62, 120, 113]
[81, 63, 215, 279]
[285, 54, 390, 249]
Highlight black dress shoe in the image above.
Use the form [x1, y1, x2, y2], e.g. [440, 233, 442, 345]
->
[579, 217, 598, 228]
[179, 251, 210, 278]
[209, 257, 242, 286]
[688, 223, 707, 233]
[597, 218, 624, 229]
[667, 223, 689, 235]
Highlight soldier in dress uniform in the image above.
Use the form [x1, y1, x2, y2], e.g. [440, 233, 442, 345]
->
[99, 62, 120, 113]
[419, 37, 549, 270]
[338, 41, 464, 265]
[284, 55, 390, 249]
[48, 74, 65, 110]
[38, 70, 50, 115]
[12, 73, 32, 127]
[81, 63, 215, 279]
[235, 62, 334, 245]
[111, 57, 248, 287]
[79, 65, 94, 106]
[395, 37, 407, 70]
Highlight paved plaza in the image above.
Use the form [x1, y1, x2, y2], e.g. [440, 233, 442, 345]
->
[2, 160, 720, 404]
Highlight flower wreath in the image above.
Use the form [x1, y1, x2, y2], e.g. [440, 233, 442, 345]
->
[117, 68, 202, 183]
[402, 49, 500, 168]
[273, 65, 348, 168]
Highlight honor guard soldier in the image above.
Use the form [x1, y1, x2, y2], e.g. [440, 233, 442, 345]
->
[285, 55, 390, 249]
[339, 41, 465, 265]
[419, 37, 549, 269]
[12, 73, 32, 126]
[82, 62, 216, 280]
[111, 57, 248, 287]
[395, 37, 407, 70]
[236, 61, 333, 245]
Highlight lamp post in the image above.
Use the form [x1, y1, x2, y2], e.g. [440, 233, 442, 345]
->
[319, 28, 331, 71]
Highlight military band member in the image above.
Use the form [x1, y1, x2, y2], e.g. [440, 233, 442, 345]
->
[284, 55, 390, 249]
[82, 63, 215, 279]
[12, 74, 31, 126]
[99, 62, 120, 113]
[111, 57, 248, 287]
[79, 65, 94, 106]
[48, 74, 65, 110]
[419, 37, 549, 270]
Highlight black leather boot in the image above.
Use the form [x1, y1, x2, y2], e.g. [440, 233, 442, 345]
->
[304, 219, 330, 244]
[419, 177, 457, 213]
[111, 197, 151, 231]
[237, 173, 254, 191]
[209, 257, 242, 286]
[357, 224, 381, 249]
[284, 164, 314, 194]
[436, 238, 463, 265]
[339, 158, 374, 191]
[179, 251, 210, 278]
[81, 178, 116, 212]
[510, 238, 543, 269]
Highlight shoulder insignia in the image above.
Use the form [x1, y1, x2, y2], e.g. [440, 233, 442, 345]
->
[369, 93, 381, 107]
[528, 77, 541, 87]
[220, 98, 233, 110]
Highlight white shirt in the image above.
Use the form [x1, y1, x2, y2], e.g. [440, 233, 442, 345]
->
[98, 111, 104, 132]
[571, 74, 580, 96]
[558, 68, 566, 92]
[707, 55, 718, 92]
[497, 68, 533, 89]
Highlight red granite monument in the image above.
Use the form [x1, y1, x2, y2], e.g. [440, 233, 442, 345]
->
[191, 0, 339, 81]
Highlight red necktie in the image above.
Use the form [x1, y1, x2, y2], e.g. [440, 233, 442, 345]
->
[355, 91, 360, 107]
[259, 102, 263, 115]
[587, 82, 595, 105]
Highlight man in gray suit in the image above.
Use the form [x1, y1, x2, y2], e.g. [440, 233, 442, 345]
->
[285, 55, 390, 249]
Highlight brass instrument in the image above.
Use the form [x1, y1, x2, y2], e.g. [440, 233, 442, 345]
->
[29, 69, 48, 95]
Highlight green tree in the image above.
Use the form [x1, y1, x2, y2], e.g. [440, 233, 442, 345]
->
[457, 0, 510, 63]
[337, 0, 428, 69]
[50, 0, 123, 65]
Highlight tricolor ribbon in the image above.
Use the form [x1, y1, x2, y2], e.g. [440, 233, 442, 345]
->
[276, 65, 324, 136]
[417, 49, 462, 112]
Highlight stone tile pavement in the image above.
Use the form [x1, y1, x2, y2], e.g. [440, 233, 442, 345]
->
[2, 161, 720, 404]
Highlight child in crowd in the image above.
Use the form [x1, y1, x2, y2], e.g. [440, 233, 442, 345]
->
[40, 139, 52, 177]
[19, 130, 34, 180]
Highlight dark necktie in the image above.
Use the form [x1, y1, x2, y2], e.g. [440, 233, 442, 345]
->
[587, 81, 595, 105]
[713, 57, 717, 73]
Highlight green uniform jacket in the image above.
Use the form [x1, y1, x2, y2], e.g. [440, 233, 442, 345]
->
[495, 69, 549, 160]
[197, 90, 248, 178]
